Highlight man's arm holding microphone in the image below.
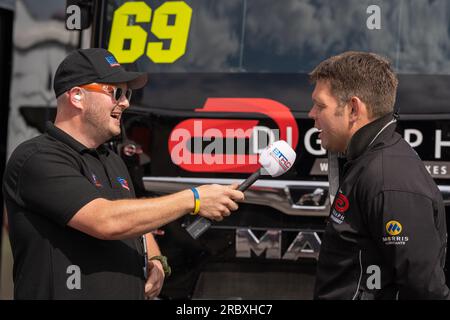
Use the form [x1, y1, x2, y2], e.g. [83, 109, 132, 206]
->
[186, 140, 296, 239]
[67, 184, 244, 240]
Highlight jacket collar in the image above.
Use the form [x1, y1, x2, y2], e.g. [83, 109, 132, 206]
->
[346, 113, 397, 161]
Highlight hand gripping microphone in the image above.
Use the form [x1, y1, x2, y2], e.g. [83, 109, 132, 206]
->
[185, 140, 297, 239]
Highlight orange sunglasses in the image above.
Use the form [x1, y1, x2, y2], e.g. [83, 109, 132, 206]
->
[80, 83, 132, 101]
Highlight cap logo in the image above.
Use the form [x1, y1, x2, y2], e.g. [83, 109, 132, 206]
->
[105, 55, 120, 67]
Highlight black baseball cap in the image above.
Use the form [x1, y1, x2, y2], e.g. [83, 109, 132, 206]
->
[53, 48, 148, 98]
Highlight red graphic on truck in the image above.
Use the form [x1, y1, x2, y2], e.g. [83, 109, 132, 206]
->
[168, 98, 299, 173]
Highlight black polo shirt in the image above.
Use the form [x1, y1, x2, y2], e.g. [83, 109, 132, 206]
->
[2, 122, 146, 299]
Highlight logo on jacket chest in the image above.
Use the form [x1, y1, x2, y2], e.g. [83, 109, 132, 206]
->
[330, 190, 349, 224]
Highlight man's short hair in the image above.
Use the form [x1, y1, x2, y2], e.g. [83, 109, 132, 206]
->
[309, 51, 398, 119]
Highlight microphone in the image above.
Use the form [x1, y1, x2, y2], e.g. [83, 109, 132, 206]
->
[185, 140, 297, 239]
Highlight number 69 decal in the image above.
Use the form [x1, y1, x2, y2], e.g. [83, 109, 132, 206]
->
[108, 1, 192, 64]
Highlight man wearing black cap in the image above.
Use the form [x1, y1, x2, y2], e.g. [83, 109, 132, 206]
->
[2, 48, 244, 299]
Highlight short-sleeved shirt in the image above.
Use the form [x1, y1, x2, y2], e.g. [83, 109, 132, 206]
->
[2, 122, 146, 299]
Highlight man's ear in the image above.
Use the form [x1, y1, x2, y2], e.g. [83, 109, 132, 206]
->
[68, 88, 84, 107]
[348, 97, 367, 123]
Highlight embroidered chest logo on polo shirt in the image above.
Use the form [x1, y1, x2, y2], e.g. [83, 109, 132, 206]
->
[116, 177, 130, 191]
[91, 174, 103, 188]
[330, 190, 349, 224]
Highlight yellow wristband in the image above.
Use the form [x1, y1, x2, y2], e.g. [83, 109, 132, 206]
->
[190, 187, 200, 215]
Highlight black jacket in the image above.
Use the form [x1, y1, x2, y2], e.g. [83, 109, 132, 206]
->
[314, 114, 449, 300]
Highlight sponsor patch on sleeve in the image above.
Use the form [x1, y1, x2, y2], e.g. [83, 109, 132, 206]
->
[383, 220, 409, 245]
